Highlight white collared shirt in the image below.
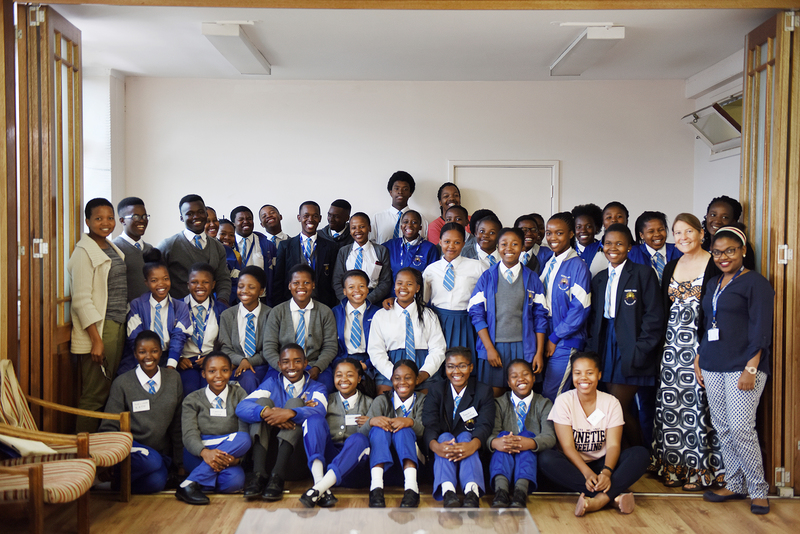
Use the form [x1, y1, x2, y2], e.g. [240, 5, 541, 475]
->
[370, 206, 429, 244]
[345, 301, 368, 354]
[422, 256, 484, 311]
[181, 296, 219, 358]
[283, 376, 305, 397]
[511, 391, 533, 415]
[290, 299, 314, 341]
[345, 241, 380, 289]
[205, 385, 229, 408]
[237, 302, 262, 354]
[119, 232, 143, 248]
[264, 230, 289, 246]
[149, 295, 172, 349]
[183, 229, 207, 249]
[541, 248, 579, 315]
[645, 244, 666, 266]
[475, 244, 502, 272]
[606, 260, 626, 318]
[499, 262, 522, 285]
[339, 391, 360, 411]
[451, 383, 466, 404]
[393, 391, 416, 415]
[136, 366, 162, 394]
[236, 232, 265, 269]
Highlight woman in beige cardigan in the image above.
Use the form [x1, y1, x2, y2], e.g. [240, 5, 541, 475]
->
[68, 198, 128, 432]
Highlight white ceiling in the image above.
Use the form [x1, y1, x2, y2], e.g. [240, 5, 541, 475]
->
[51, 5, 776, 81]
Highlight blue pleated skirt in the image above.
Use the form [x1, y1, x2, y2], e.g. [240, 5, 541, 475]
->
[601, 318, 656, 387]
[477, 341, 524, 388]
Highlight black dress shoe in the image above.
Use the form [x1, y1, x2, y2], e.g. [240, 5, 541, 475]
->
[318, 490, 338, 508]
[442, 490, 461, 508]
[243, 474, 266, 500]
[175, 482, 210, 505]
[369, 488, 386, 508]
[491, 488, 511, 508]
[510, 488, 527, 508]
[751, 499, 770, 515]
[462, 491, 480, 508]
[703, 490, 747, 503]
[299, 488, 319, 508]
[400, 489, 420, 508]
[261, 474, 285, 501]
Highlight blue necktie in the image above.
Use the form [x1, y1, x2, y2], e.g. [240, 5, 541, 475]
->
[403, 309, 415, 361]
[652, 252, 666, 284]
[134, 242, 142, 251]
[214, 396, 223, 409]
[354, 247, 364, 270]
[516, 401, 528, 433]
[452, 394, 462, 421]
[401, 405, 411, 417]
[154, 303, 165, 347]
[193, 305, 206, 350]
[270, 235, 277, 245]
[350, 310, 362, 351]
[521, 250, 529, 265]
[393, 210, 402, 239]
[194, 235, 203, 249]
[604, 269, 616, 319]
[343, 398, 350, 411]
[287, 383, 296, 398]
[147, 379, 156, 395]
[296, 309, 306, 349]
[505, 269, 514, 284]
[542, 257, 557, 290]
[303, 237, 313, 265]
[244, 313, 256, 357]
[488, 254, 497, 267]
[443, 263, 455, 291]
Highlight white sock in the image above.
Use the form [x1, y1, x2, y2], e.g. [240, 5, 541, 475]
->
[311, 459, 325, 484]
[403, 467, 418, 493]
[312, 470, 338, 494]
[179, 479, 193, 489]
[465, 482, 479, 496]
[370, 467, 384, 490]
[440, 481, 456, 495]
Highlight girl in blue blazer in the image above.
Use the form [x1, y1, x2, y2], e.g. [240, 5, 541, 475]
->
[572, 203, 607, 277]
[331, 270, 380, 387]
[628, 211, 683, 284]
[383, 210, 440, 294]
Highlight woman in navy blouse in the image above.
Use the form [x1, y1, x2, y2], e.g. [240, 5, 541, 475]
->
[697, 224, 773, 515]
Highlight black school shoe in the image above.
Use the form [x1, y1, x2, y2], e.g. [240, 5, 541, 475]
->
[299, 488, 320, 508]
[442, 490, 461, 508]
[509, 488, 527, 508]
[369, 488, 386, 508]
[400, 489, 420, 508]
[243, 474, 266, 500]
[261, 474, 285, 501]
[318, 490, 338, 508]
[491, 489, 511, 508]
[175, 482, 210, 505]
[462, 491, 480, 508]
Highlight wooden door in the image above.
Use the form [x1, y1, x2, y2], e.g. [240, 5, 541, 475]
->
[17, 5, 83, 432]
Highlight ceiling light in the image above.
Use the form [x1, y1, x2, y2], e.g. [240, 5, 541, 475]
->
[202, 22, 271, 75]
[549, 26, 625, 77]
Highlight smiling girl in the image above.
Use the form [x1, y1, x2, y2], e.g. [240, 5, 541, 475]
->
[628, 211, 682, 284]
[332, 212, 392, 304]
[383, 210, 440, 294]
[571, 203, 607, 277]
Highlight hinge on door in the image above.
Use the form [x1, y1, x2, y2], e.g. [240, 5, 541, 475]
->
[775, 466, 788, 486]
[18, 244, 25, 257]
[778, 244, 793, 265]
[28, 6, 44, 27]
[786, 11, 798, 31]
[14, 26, 22, 40]
[32, 238, 47, 258]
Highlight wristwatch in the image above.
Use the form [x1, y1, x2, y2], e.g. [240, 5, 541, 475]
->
[744, 366, 758, 375]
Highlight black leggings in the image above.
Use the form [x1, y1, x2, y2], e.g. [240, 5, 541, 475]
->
[607, 383, 644, 449]
[539, 447, 649, 500]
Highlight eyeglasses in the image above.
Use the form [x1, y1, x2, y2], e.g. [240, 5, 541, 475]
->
[445, 363, 471, 372]
[711, 246, 742, 258]
[122, 214, 151, 222]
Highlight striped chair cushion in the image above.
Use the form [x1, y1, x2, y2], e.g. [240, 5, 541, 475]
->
[0, 432, 133, 467]
[0, 459, 95, 503]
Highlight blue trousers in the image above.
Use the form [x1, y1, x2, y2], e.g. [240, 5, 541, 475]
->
[369, 426, 418, 470]
[489, 430, 539, 491]
[183, 432, 251, 493]
[232, 364, 273, 394]
[303, 415, 369, 487]
[130, 440, 170, 494]
[178, 356, 206, 395]
[432, 431, 485, 500]
[543, 343, 577, 402]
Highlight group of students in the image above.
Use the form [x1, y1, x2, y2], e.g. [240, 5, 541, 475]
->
[66, 170, 774, 516]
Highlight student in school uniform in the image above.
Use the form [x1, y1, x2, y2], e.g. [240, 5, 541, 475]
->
[572, 203, 608, 277]
[176, 352, 251, 505]
[235, 343, 329, 501]
[587, 224, 664, 449]
[332, 213, 392, 305]
[443, 204, 474, 251]
[178, 263, 229, 395]
[118, 261, 192, 376]
[362, 359, 427, 508]
[69, 198, 127, 432]
[382, 210, 440, 292]
[258, 204, 291, 248]
[422, 347, 496, 508]
[488, 359, 556, 508]
[299, 358, 372, 508]
[422, 222, 483, 353]
[428, 182, 465, 243]
[369, 267, 447, 394]
[229, 205, 278, 304]
[273, 201, 339, 308]
[319, 199, 354, 250]
[370, 170, 429, 244]
[539, 213, 592, 402]
[628, 211, 683, 284]
[461, 215, 502, 271]
[331, 270, 380, 382]
[204, 207, 220, 239]
[219, 266, 272, 395]
[217, 219, 242, 305]
[467, 227, 548, 397]
[113, 196, 154, 303]
[157, 194, 231, 304]
[602, 201, 629, 229]
[513, 214, 542, 275]
[263, 264, 339, 394]
[217, 219, 236, 250]
[100, 330, 183, 494]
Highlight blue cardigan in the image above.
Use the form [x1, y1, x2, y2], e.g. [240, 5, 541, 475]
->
[382, 238, 440, 290]
[120, 293, 192, 373]
[331, 299, 380, 360]
[627, 243, 682, 269]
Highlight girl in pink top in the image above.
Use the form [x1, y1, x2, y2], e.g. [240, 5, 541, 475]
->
[539, 351, 649, 516]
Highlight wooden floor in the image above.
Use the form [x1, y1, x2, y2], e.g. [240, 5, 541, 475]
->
[5, 476, 799, 533]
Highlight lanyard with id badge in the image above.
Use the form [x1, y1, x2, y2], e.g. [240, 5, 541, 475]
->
[708, 267, 744, 342]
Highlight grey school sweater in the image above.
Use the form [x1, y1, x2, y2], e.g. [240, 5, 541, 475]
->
[361, 391, 427, 438]
[99, 367, 184, 467]
[112, 236, 154, 302]
[181, 383, 250, 457]
[157, 232, 231, 302]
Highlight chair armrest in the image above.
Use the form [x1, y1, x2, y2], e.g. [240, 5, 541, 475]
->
[0, 423, 90, 456]
[26, 395, 123, 421]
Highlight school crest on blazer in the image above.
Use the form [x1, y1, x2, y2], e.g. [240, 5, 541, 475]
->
[623, 289, 638, 306]
[558, 275, 570, 291]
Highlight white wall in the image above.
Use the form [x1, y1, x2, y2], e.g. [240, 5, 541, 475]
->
[123, 78, 696, 244]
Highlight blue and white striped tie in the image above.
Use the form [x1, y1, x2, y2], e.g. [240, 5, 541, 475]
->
[343, 398, 350, 411]
[296, 309, 306, 349]
[401, 405, 411, 417]
[244, 313, 256, 357]
[193, 305, 206, 350]
[214, 396, 223, 409]
[443, 263, 455, 291]
[651, 252, 666, 284]
[194, 235, 203, 249]
[393, 210, 402, 239]
[154, 303, 165, 348]
[287, 383, 296, 398]
[403, 309, 415, 361]
[452, 394, 462, 421]
[516, 401, 528, 433]
[350, 310, 362, 351]
[488, 254, 497, 267]
[521, 250, 529, 265]
[147, 379, 156, 395]
[604, 269, 616, 319]
[542, 257, 557, 290]
[270, 235, 277, 245]
[354, 247, 364, 270]
[505, 269, 514, 284]
[134, 242, 142, 251]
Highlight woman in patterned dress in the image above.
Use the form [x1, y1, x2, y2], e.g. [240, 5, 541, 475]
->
[649, 213, 724, 490]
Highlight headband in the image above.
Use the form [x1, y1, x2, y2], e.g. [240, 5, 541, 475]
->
[715, 226, 747, 248]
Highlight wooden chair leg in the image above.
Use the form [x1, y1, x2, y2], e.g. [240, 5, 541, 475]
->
[77, 490, 90, 534]
[120, 455, 131, 502]
[28, 464, 44, 534]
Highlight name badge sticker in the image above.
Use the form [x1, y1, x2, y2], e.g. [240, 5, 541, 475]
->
[460, 406, 478, 421]
[708, 328, 720, 341]
[587, 409, 605, 426]
[345, 414, 361, 426]
[210, 408, 227, 417]
[132, 399, 150, 413]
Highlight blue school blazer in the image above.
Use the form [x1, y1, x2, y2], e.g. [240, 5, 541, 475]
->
[382, 238, 440, 284]
[224, 244, 242, 305]
[467, 264, 549, 363]
[235, 372, 328, 424]
[332, 299, 379, 360]
[122, 293, 192, 371]
[627, 243, 682, 270]
[545, 250, 592, 350]
[182, 295, 228, 350]
[231, 232, 277, 304]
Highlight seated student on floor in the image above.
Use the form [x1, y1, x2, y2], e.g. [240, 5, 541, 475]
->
[331, 269, 380, 386]
[383, 210, 440, 293]
[488, 359, 556, 508]
[362, 359, 427, 509]
[299, 358, 373, 508]
[264, 264, 338, 394]
[178, 263, 229, 395]
[422, 347, 496, 508]
[332, 212, 392, 305]
[539, 351, 649, 517]
[369, 267, 447, 395]
[219, 266, 272, 394]
[461, 214, 502, 272]
[235, 343, 328, 501]
[100, 330, 183, 494]
[176, 352, 251, 505]
[118, 260, 191, 375]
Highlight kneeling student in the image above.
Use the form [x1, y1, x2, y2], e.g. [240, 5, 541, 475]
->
[176, 352, 251, 504]
[488, 359, 556, 508]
